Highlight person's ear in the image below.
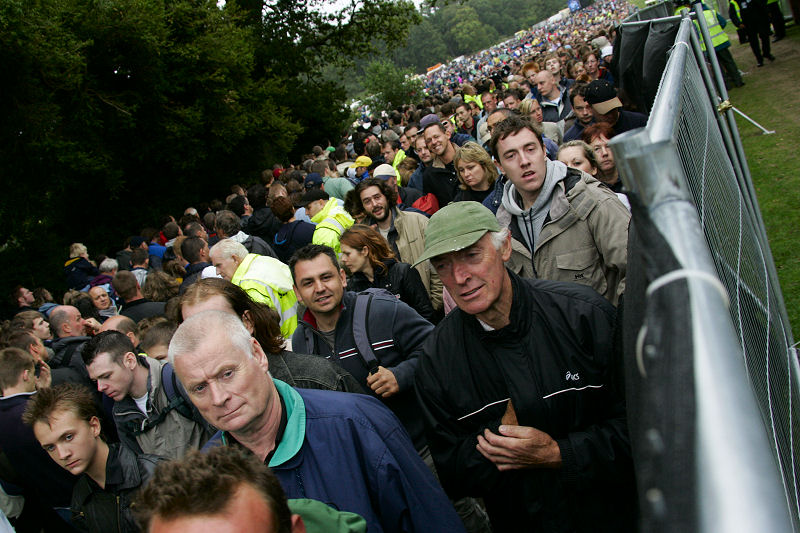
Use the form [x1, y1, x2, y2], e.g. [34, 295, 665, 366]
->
[339, 268, 348, 286]
[123, 351, 138, 370]
[252, 338, 269, 375]
[500, 232, 513, 262]
[290, 514, 307, 533]
[241, 310, 255, 334]
[89, 416, 102, 438]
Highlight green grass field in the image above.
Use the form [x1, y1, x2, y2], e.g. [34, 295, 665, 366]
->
[727, 22, 800, 333]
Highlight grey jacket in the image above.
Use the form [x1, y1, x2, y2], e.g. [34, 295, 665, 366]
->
[113, 356, 214, 460]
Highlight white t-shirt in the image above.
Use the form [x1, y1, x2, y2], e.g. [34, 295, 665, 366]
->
[133, 392, 149, 415]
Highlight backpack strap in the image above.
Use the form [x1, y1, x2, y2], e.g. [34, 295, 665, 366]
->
[161, 363, 193, 419]
[352, 289, 397, 374]
[352, 291, 380, 373]
[128, 363, 191, 437]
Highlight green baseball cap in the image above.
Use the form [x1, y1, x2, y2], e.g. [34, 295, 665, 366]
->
[413, 202, 501, 266]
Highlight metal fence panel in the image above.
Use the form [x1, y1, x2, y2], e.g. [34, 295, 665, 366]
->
[611, 16, 799, 532]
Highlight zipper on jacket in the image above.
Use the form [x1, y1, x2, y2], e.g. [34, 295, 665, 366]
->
[117, 495, 121, 533]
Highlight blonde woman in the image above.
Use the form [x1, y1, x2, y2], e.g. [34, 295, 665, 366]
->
[452, 141, 498, 204]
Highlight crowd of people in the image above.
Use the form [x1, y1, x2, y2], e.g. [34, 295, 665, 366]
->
[0, 0, 786, 530]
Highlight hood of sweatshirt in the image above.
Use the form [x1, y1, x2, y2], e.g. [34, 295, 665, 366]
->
[500, 159, 568, 250]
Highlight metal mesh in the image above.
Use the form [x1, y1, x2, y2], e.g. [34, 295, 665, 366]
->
[624, 1, 675, 22]
[675, 38, 800, 526]
[612, 16, 799, 531]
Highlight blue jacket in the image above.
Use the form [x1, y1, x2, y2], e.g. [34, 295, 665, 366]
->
[206, 381, 465, 533]
[292, 291, 433, 449]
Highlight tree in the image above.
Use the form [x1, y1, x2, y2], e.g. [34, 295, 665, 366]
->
[362, 60, 424, 111]
[0, 0, 299, 299]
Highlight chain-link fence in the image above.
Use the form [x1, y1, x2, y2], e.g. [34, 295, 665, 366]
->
[611, 15, 799, 532]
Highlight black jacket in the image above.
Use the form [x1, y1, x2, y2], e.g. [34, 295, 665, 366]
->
[179, 261, 211, 294]
[416, 271, 635, 532]
[243, 206, 281, 243]
[422, 162, 460, 208]
[119, 299, 166, 324]
[273, 221, 315, 263]
[0, 393, 76, 509]
[64, 257, 99, 291]
[71, 443, 161, 533]
[346, 259, 434, 322]
[51, 335, 91, 381]
[243, 235, 277, 258]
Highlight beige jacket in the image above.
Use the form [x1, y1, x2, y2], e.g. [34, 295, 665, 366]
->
[391, 207, 444, 311]
[497, 171, 630, 305]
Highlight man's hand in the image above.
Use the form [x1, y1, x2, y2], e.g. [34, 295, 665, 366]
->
[84, 318, 102, 335]
[476, 425, 562, 471]
[366, 366, 400, 398]
[35, 362, 52, 390]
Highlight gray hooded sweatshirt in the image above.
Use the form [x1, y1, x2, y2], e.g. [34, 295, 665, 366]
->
[500, 159, 568, 252]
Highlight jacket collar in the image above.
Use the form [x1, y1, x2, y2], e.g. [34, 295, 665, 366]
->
[220, 379, 306, 468]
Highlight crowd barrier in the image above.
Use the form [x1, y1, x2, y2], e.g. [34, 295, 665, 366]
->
[612, 12, 799, 532]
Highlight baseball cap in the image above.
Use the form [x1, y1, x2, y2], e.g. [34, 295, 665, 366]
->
[350, 155, 372, 168]
[601, 45, 613, 59]
[413, 202, 501, 266]
[304, 172, 323, 189]
[584, 79, 622, 115]
[373, 164, 397, 181]
[419, 114, 442, 131]
[300, 189, 330, 205]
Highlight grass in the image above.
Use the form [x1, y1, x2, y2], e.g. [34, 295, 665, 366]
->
[726, 22, 800, 335]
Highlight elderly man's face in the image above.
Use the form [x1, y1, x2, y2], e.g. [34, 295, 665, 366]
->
[89, 287, 111, 310]
[175, 329, 273, 435]
[210, 253, 241, 281]
[430, 233, 512, 318]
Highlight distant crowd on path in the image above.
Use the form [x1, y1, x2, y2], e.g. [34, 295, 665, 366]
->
[0, 0, 788, 530]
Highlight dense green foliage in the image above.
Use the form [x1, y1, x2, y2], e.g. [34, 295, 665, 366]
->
[0, 0, 419, 303]
[362, 60, 425, 111]
[394, 0, 568, 73]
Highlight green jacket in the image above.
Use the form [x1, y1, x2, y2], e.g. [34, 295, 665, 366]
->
[231, 253, 298, 336]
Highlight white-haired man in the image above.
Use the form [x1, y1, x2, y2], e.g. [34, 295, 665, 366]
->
[168, 310, 466, 533]
[209, 239, 298, 336]
[413, 201, 635, 532]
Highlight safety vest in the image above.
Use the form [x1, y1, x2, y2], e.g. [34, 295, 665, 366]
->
[391, 149, 407, 187]
[675, 5, 730, 51]
[231, 253, 298, 337]
[310, 198, 354, 255]
[464, 93, 483, 110]
[729, 0, 741, 19]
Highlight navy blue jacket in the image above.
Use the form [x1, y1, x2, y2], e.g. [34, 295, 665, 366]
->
[292, 290, 433, 450]
[0, 393, 76, 509]
[206, 382, 465, 533]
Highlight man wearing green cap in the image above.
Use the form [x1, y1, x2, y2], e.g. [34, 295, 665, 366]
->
[414, 201, 635, 532]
